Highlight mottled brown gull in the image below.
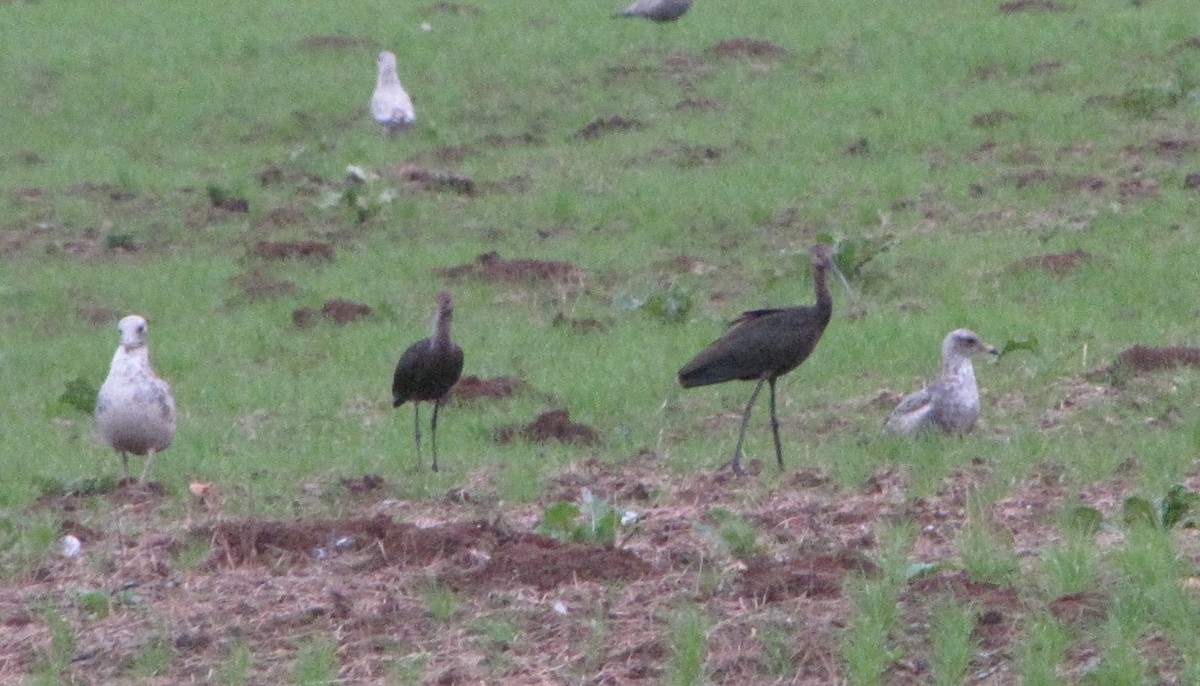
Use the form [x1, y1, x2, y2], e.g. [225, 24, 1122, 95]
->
[884, 328, 998, 436]
[370, 50, 415, 135]
[95, 315, 176, 482]
[613, 0, 694, 22]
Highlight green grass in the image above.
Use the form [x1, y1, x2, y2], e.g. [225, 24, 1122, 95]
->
[3, 0, 1200, 682]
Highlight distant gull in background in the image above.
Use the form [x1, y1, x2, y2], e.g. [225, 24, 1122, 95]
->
[884, 328, 998, 436]
[95, 315, 176, 482]
[613, 0, 694, 22]
[371, 50, 415, 135]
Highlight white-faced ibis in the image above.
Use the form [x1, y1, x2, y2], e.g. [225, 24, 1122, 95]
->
[95, 315, 176, 482]
[392, 292, 464, 472]
[884, 328, 998, 436]
[371, 51, 415, 135]
[613, 0, 694, 22]
[677, 244, 836, 475]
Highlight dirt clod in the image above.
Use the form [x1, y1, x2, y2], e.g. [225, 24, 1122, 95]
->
[385, 163, 476, 195]
[250, 240, 334, 261]
[571, 116, 644, 140]
[495, 409, 601, 445]
[1014, 249, 1092, 275]
[711, 38, 789, 60]
[450, 375, 530, 402]
[999, 0, 1067, 12]
[293, 299, 372, 328]
[436, 251, 585, 286]
[740, 552, 877, 601]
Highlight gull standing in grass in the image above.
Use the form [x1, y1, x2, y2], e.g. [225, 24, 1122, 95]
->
[613, 0, 694, 22]
[95, 315, 176, 483]
[884, 329, 998, 436]
[392, 292, 464, 472]
[370, 50, 415, 135]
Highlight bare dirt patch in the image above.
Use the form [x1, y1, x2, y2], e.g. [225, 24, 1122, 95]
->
[971, 110, 1019, 128]
[382, 163, 476, 196]
[570, 116, 644, 140]
[1092, 345, 1200, 381]
[231, 269, 298, 301]
[1013, 249, 1092, 275]
[293, 299, 373, 328]
[710, 38, 790, 60]
[739, 552, 877, 601]
[254, 204, 310, 231]
[5, 454, 1170, 684]
[250, 240, 334, 261]
[202, 516, 649, 590]
[495, 409, 601, 445]
[449, 375, 531, 402]
[627, 143, 727, 168]
[999, 0, 1068, 12]
[435, 251, 586, 286]
[297, 35, 366, 51]
[551, 311, 609, 334]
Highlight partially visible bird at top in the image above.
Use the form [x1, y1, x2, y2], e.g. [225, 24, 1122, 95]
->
[613, 0, 694, 22]
[95, 315, 176, 483]
[678, 244, 839, 475]
[392, 292, 464, 472]
[371, 50, 415, 135]
[884, 328, 999, 437]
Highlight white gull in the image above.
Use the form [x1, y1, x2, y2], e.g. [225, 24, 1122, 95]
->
[370, 51, 415, 135]
[95, 315, 176, 482]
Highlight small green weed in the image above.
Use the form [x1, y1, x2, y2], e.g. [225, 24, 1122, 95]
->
[698, 507, 760, 560]
[1123, 484, 1199, 530]
[534, 488, 639, 548]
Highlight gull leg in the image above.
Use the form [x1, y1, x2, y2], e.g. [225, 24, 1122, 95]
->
[139, 449, 156, 483]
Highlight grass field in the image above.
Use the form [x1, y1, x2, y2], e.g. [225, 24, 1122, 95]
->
[3, 0, 1200, 683]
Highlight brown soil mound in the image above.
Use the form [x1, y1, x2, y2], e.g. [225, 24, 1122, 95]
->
[450, 375, 530, 402]
[383, 163, 476, 195]
[436, 251, 585, 285]
[711, 39, 789, 60]
[293, 299, 372, 328]
[571, 116, 644, 140]
[739, 552, 878, 601]
[1113, 345, 1200, 374]
[250, 240, 334, 261]
[495, 409, 601, 446]
[1015, 249, 1092, 275]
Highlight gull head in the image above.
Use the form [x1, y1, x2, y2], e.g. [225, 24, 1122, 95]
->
[944, 328, 998, 360]
[377, 51, 399, 81]
[118, 315, 150, 351]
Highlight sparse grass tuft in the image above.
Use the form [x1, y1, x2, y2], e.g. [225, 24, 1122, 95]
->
[292, 638, 340, 686]
[929, 600, 979, 686]
[665, 606, 709, 686]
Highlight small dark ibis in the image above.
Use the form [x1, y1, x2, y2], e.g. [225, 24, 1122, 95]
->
[677, 244, 836, 475]
[392, 291, 464, 472]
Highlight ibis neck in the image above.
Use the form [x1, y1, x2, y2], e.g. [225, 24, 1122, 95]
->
[432, 312, 453, 349]
[813, 267, 832, 315]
